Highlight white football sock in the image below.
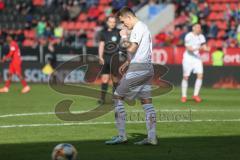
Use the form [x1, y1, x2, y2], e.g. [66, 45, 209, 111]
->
[143, 104, 156, 140]
[194, 79, 202, 96]
[181, 79, 188, 97]
[114, 99, 126, 137]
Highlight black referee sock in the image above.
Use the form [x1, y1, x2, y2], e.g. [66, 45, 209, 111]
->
[101, 83, 108, 101]
[112, 82, 118, 94]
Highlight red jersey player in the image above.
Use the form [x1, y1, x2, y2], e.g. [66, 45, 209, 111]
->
[0, 35, 30, 93]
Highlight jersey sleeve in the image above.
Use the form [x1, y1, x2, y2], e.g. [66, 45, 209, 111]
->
[200, 35, 206, 44]
[99, 30, 105, 42]
[184, 33, 192, 47]
[129, 23, 144, 45]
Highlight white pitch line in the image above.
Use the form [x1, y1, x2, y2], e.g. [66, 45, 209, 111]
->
[0, 111, 86, 118]
[0, 109, 240, 118]
[1, 119, 240, 129]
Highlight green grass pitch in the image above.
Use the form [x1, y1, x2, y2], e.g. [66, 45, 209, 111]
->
[0, 83, 240, 160]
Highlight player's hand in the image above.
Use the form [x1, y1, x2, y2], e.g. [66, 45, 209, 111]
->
[206, 46, 211, 52]
[120, 29, 128, 39]
[119, 61, 129, 75]
[200, 45, 210, 52]
[99, 57, 104, 65]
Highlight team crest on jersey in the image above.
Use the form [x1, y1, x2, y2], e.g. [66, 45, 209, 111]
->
[111, 36, 117, 42]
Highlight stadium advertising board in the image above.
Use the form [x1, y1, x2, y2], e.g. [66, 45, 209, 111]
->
[152, 47, 240, 66]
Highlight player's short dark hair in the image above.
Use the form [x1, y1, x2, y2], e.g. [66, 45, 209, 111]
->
[117, 6, 135, 18]
[192, 23, 201, 27]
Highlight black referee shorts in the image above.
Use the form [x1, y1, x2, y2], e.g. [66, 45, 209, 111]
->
[101, 54, 127, 77]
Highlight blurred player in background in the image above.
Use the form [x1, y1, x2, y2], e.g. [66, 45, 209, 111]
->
[98, 16, 121, 104]
[181, 23, 210, 103]
[0, 34, 30, 93]
[105, 7, 157, 145]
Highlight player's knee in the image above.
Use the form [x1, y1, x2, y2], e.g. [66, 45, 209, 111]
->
[140, 98, 152, 104]
[183, 76, 189, 81]
[113, 95, 124, 101]
[101, 75, 110, 83]
[197, 74, 203, 79]
[7, 73, 13, 79]
[17, 74, 23, 79]
[101, 79, 109, 84]
[111, 76, 118, 83]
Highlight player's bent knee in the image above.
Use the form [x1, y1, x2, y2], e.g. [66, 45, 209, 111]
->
[183, 76, 189, 81]
[101, 78, 109, 83]
[101, 74, 110, 81]
[16, 74, 23, 79]
[7, 73, 13, 79]
[197, 74, 203, 79]
[111, 76, 118, 83]
[140, 98, 152, 104]
[113, 92, 124, 100]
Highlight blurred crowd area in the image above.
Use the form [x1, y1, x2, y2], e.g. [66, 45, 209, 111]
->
[0, 0, 239, 49]
[0, 0, 144, 48]
[155, 0, 240, 48]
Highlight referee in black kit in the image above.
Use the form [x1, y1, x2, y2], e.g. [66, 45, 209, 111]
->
[98, 16, 124, 104]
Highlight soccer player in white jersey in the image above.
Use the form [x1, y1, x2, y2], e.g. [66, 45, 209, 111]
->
[181, 23, 210, 103]
[105, 7, 157, 145]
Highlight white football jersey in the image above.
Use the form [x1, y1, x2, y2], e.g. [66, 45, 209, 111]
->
[183, 32, 206, 61]
[129, 21, 152, 64]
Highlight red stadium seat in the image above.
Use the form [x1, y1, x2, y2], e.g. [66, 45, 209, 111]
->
[77, 13, 87, 22]
[86, 40, 94, 47]
[225, 0, 239, 2]
[89, 21, 97, 29]
[29, 30, 36, 39]
[209, 39, 224, 48]
[216, 12, 224, 20]
[98, 14, 106, 22]
[97, 5, 105, 13]
[230, 3, 237, 10]
[208, 12, 218, 20]
[81, 22, 89, 30]
[215, 39, 223, 48]
[75, 22, 82, 30]
[22, 39, 36, 47]
[24, 29, 36, 39]
[87, 31, 95, 39]
[61, 21, 68, 30]
[217, 30, 226, 38]
[32, 0, 44, 6]
[216, 21, 227, 30]
[210, 4, 222, 11]
[66, 22, 75, 30]
[99, 0, 109, 5]
[73, 22, 89, 30]
[208, 39, 215, 47]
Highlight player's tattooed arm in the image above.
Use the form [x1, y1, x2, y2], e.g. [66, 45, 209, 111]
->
[200, 43, 211, 52]
[120, 28, 130, 48]
[119, 60, 130, 75]
[119, 26, 138, 54]
[126, 42, 138, 54]
[119, 52, 132, 75]
[120, 39, 138, 53]
[120, 38, 131, 48]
